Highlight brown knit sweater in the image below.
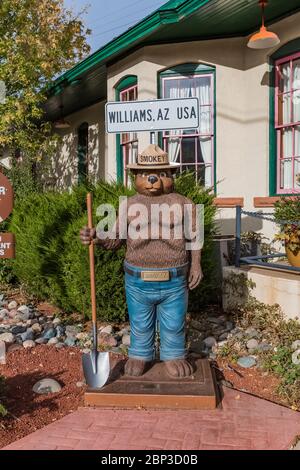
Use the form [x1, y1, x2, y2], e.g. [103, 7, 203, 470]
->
[96, 193, 200, 268]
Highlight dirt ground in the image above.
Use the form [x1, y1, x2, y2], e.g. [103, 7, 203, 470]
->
[0, 346, 85, 449]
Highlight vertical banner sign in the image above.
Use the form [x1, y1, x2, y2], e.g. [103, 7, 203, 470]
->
[0, 173, 15, 259]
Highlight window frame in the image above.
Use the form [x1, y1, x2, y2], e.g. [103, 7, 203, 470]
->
[270, 38, 300, 196]
[114, 75, 138, 184]
[158, 63, 216, 191]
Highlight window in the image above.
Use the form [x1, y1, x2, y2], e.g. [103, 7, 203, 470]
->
[275, 52, 300, 193]
[115, 76, 138, 186]
[160, 64, 215, 188]
[78, 122, 89, 183]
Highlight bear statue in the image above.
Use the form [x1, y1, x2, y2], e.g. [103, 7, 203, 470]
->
[80, 144, 203, 378]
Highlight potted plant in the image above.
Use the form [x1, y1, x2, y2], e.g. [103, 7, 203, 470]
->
[274, 197, 300, 267]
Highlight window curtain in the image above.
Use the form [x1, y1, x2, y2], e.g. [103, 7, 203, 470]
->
[166, 76, 212, 185]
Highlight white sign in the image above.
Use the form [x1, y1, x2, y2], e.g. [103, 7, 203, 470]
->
[105, 98, 199, 133]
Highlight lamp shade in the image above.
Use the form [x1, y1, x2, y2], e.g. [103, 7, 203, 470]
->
[54, 118, 71, 129]
[247, 25, 280, 49]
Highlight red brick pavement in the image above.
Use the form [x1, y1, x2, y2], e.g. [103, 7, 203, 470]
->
[3, 388, 300, 450]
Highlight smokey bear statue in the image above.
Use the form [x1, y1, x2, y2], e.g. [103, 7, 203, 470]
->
[80, 144, 203, 378]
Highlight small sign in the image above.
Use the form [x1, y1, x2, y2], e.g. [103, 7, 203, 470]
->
[0, 233, 15, 259]
[0, 173, 13, 222]
[105, 97, 199, 134]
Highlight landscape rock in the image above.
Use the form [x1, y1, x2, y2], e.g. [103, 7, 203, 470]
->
[246, 339, 259, 350]
[55, 342, 65, 349]
[11, 325, 26, 335]
[47, 337, 59, 345]
[53, 318, 61, 326]
[257, 342, 273, 352]
[31, 323, 42, 334]
[291, 340, 300, 351]
[35, 337, 48, 345]
[65, 337, 76, 347]
[98, 333, 117, 348]
[8, 309, 18, 319]
[55, 325, 65, 338]
[20, 328, 34, 342]
[100, 325, 113, 335]
[66, 325, 80, 337]
[32, 378, 62, 395]
[218, 332, 228, 341]
[0, 340, 6, 364]
[0, 309, 9, 320]
[8, 300, 17, 310]
[23, 340, 36, 349]
[203, 336, 217, 349]
[0, 332, 15, 344]
[17, 305, 30, 316]
[122, 334, 131, 346]
[42, 328, 56, 340]
[245, 327, 260, 339]
[237, 356, 257, 368]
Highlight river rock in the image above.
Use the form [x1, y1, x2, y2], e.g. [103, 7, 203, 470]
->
[17, 305, 30, 316]
[20, 328, 34, 342]
[203, 336, 217, 349]
[245, 327, 260, 339]
[32, 378, 62, 395]
[122, 334, 131, 346]
[11, 325, 27, 335]
[291, 340, 300, 351]
[65, 337, 76, 347]
[218, 332, 229, 341]
[258, 342, 273, 352]
[47, 337, 59, 345]
[66, 325, 80, 337]
[23, 340, 36, 349]
[35, 337, 47, 345]
[55, 342, 65, 349]
[8, 309, 18, 319]
[246, 339, 259, 350]
[55, 325, 65, 338]
[31, 323, 42, 334]
[100, 325, 113, 335]
[98, 333, 117, 348]
[8, 300, 17, 310]
[0, 309, 9, 320]
[53, 317, 61, 326]
[42, 328, 56, 340]
[0, 332, 15, 344]
[237, 356, 257, 368]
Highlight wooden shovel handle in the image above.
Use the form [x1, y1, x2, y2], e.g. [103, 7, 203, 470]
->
[87, 193, 97, 325]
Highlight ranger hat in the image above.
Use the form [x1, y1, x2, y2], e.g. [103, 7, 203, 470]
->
[127, 144, 180, 170]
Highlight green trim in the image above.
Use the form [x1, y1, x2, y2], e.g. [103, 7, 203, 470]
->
[269, 38, 300, 196]
[158, 63, 216, 191]
[115, 75, 138, 183]
[51, 0, 212, 94]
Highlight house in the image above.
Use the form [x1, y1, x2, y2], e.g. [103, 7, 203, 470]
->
[45, 0, 300, 240]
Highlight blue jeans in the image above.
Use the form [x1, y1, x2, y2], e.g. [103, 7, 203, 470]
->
[124, 262, 189, 362]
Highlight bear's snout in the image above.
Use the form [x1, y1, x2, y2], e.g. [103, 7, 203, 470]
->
[148, 175, 158, 184]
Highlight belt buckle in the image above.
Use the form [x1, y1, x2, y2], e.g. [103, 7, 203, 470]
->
[141, 270, 170, 282]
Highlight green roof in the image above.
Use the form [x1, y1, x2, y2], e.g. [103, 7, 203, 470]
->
[46, 0, 300, 120]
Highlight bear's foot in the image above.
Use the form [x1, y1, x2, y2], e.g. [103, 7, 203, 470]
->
[164, 359, 194, 378]
[124, 358, 148, 377]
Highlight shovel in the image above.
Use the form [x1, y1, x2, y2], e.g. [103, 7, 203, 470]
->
[82, 193, 110, 389]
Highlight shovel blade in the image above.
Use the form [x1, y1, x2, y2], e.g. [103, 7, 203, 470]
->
[82, 350, 110, 389]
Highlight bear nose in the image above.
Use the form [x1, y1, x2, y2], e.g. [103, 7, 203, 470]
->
[148, 175, 158, 184]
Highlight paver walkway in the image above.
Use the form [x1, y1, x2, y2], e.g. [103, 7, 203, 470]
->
[3, 388, 300, 450]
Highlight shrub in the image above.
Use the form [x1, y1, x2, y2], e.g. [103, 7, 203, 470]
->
[4, 176, 217, 321]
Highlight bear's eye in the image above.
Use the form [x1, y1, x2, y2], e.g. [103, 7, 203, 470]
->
[160, 171, 167, 178]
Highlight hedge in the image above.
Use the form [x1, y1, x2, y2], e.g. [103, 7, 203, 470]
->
[0, 175, 218, 321]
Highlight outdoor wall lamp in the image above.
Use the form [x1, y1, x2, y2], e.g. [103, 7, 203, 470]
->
[247, 0, 280, 50]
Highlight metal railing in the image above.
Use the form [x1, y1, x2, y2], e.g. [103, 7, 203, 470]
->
[234, 206, 300, 273]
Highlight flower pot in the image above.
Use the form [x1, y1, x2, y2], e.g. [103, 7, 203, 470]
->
[285, 245, 300, 267]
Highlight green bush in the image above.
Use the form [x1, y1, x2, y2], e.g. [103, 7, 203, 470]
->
[3, 176, 217, 321]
